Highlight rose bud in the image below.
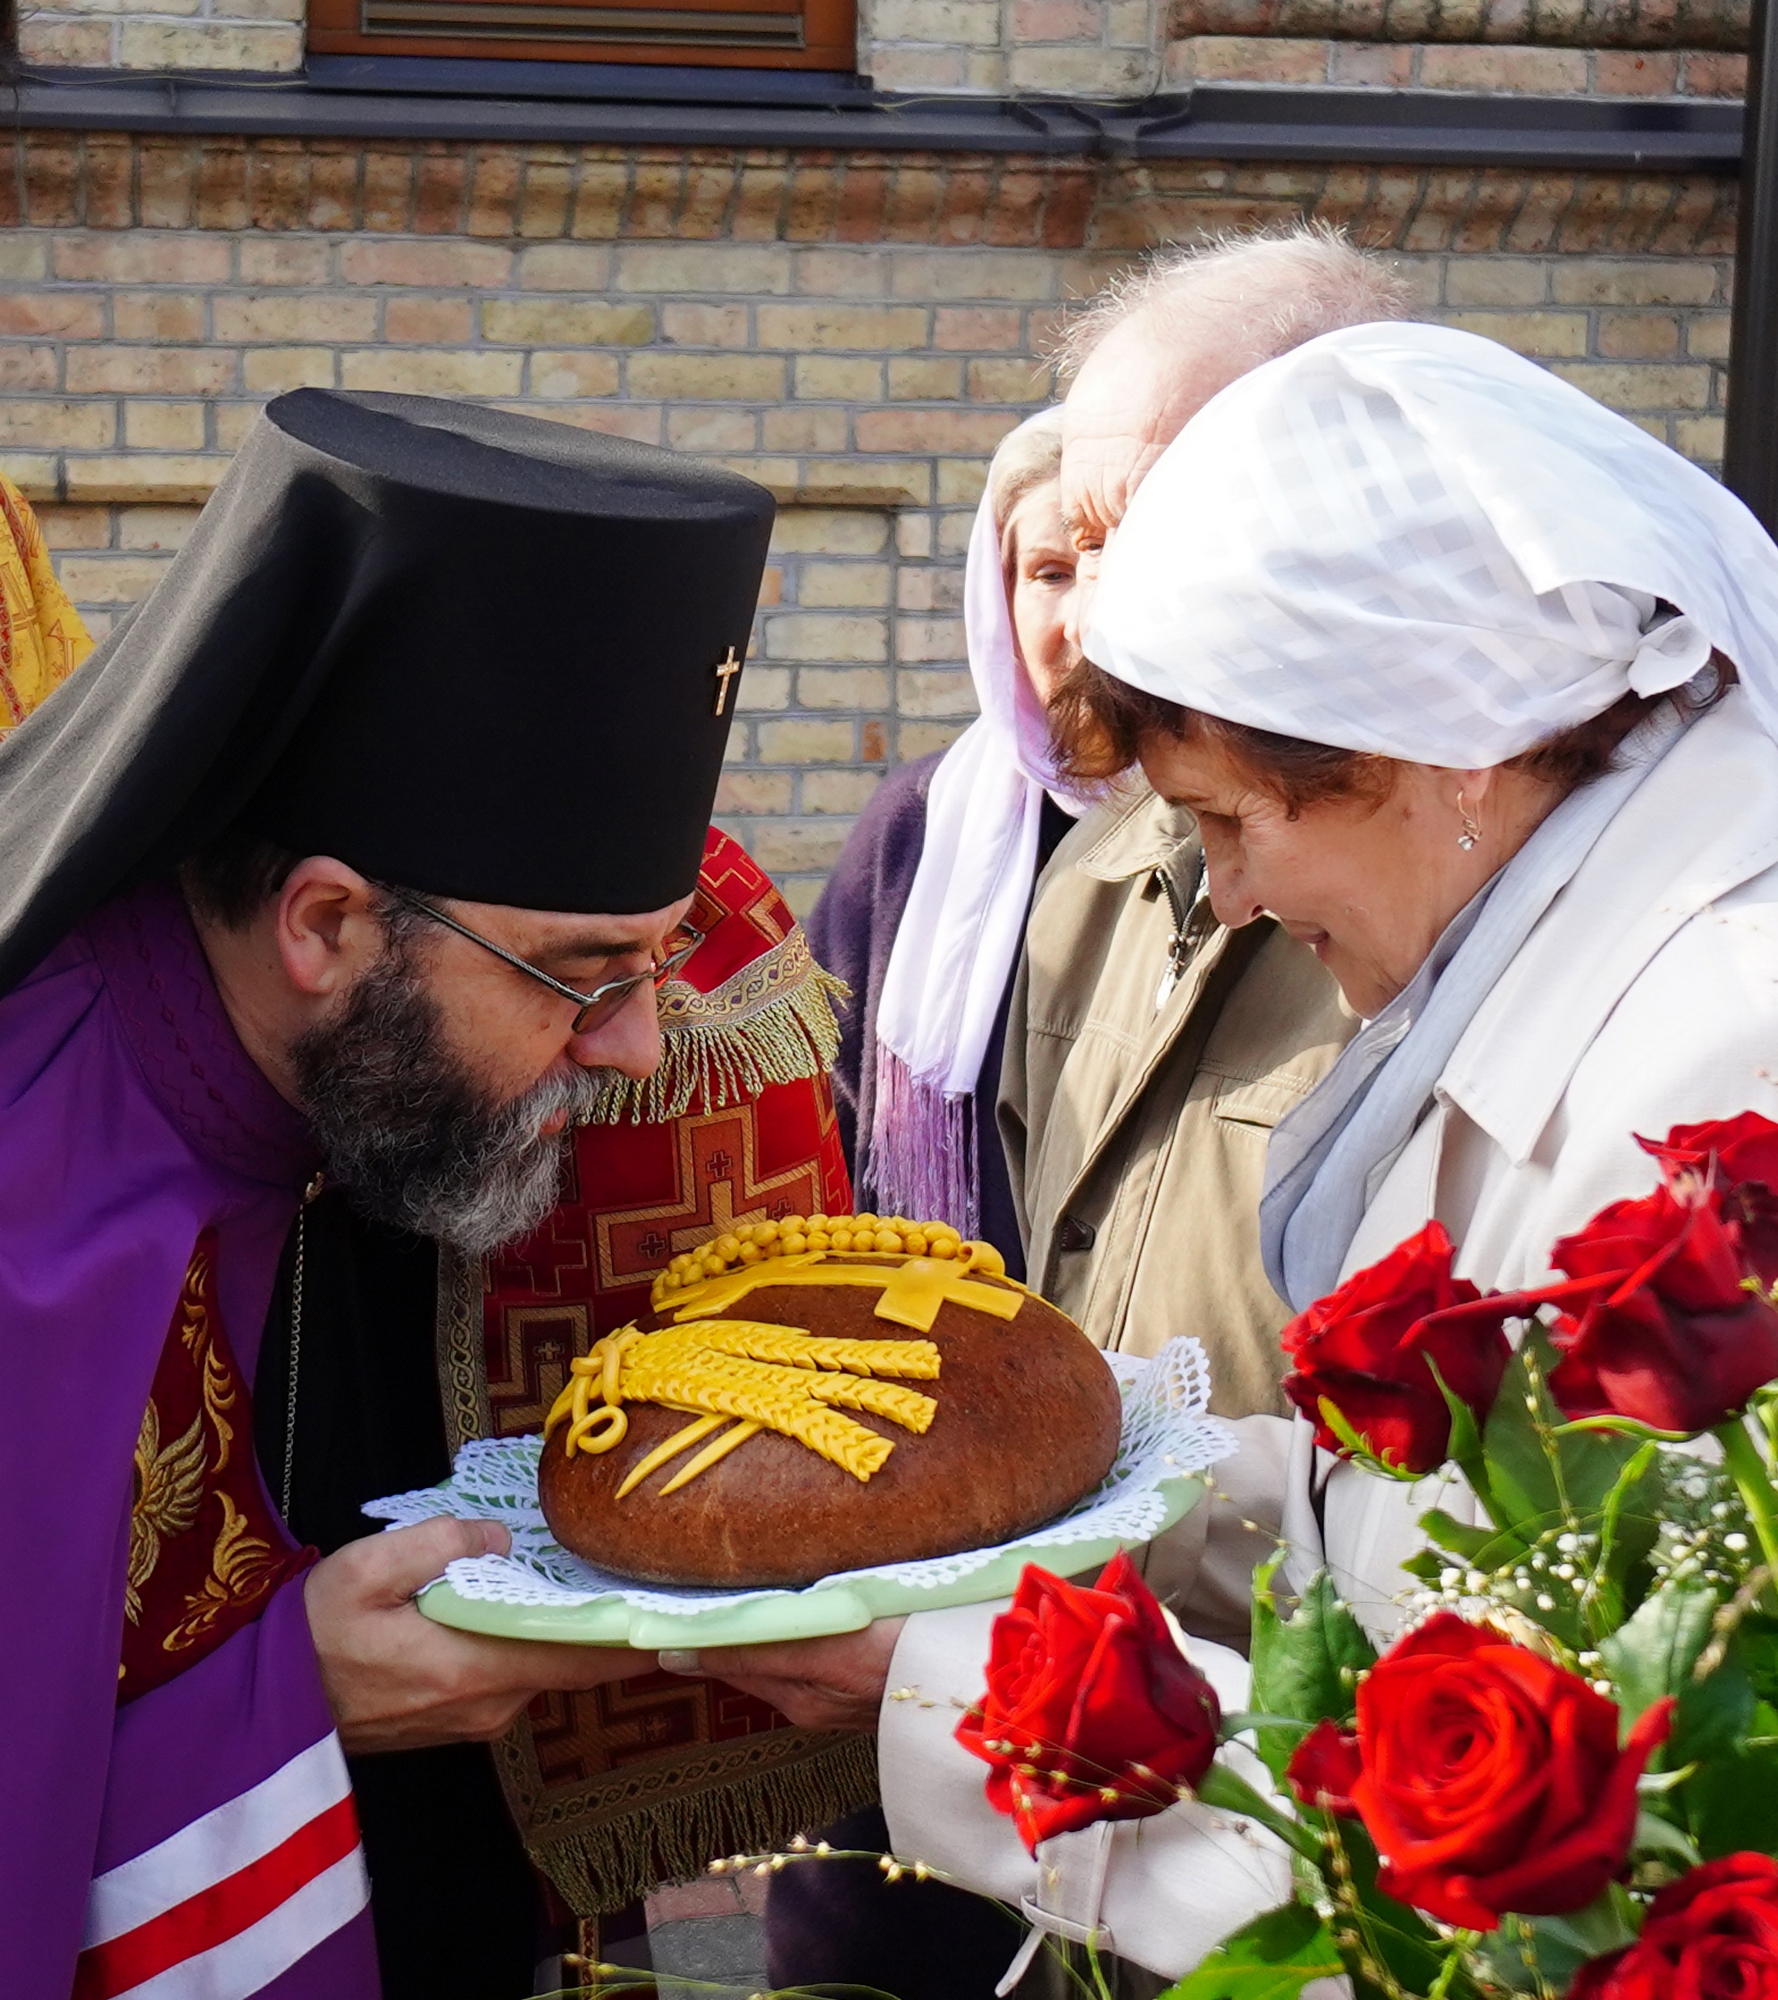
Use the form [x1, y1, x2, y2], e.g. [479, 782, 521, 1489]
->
[1285, 1719, 1362, 1818]
[1641, 1112, 1778, 1288]
[1569, 1854, 1778, 2000]
[956, 1552, 1221, 1855]
[1350, 1611, 1672, 1932]
[1281, 1222, 1515, 1475]
[1547, 1179, 1778, 1435]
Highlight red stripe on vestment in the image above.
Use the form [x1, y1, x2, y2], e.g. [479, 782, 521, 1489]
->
[72, 1794, 361, 2000]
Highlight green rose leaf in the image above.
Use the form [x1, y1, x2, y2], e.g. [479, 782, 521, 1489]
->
[1481, 1329, 1644, 1541]
[1600, 1577, 1722, 1733]
[1158, 1903, 1342, 2000]
[1412, 1505, 1541, 1580]
[1738, 1624, 1778, 1706]
[1672, 1640, 1756, 1770]
[1683, 1735, 1778, 1857]
[1249, 1561, 1377, 1780]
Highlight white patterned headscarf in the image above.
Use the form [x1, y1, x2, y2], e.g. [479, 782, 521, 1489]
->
[1087, 320, 1778, 764]
[1085, 322, 1778, 1309]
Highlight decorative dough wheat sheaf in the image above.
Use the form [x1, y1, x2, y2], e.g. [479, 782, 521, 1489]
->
[544, 1319, 941, 1496]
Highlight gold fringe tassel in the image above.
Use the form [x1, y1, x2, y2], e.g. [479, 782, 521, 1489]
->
[526, 1732, 881, 1919]
[580, 967, 849, 1128]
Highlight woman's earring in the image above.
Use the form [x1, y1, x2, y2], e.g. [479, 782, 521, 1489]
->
[1456, 793, 1481, 852]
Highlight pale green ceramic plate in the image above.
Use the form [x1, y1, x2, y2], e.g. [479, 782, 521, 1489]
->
[415, 1471, 1207, 1649]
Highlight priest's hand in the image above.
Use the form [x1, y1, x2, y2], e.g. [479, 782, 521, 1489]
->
[658, 1618, 906, 1733]
[306, 1517, 647, 1754]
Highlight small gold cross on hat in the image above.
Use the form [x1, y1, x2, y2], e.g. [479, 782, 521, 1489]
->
[712, 647, 742, 717]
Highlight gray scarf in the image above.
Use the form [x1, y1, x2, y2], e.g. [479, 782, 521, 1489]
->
[1258, 706, 1692, 1312]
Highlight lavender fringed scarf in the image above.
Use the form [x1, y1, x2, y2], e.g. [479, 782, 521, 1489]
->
[868, 1026, 989, 1237]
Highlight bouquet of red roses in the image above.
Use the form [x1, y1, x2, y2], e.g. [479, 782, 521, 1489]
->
[960, 1112, 1778, 2000]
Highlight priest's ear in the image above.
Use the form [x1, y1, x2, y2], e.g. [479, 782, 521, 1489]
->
[273, 857, 392, 999]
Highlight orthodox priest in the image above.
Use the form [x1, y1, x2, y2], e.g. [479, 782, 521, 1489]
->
[0, 389, 775, 1998]
[268, 826, 868, 1996]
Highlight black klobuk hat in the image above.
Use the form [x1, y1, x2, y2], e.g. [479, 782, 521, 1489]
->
[0, 390, 775, 995]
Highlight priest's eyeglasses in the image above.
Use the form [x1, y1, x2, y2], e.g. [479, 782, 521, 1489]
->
[389, 890, 705, 1035]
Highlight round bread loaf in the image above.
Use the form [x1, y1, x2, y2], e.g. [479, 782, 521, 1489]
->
[537, 1234, 1122, 1589]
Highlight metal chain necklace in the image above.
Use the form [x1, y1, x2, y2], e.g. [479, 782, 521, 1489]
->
[280, 1173, 325, 1522]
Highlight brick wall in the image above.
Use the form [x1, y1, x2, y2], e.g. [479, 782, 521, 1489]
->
[1163, 0, 1748, 88]
[17, 0, 303, 72]
[1169, 0, 1748, 44]
[1163, 34, 1745, 89]
[862, 0, 1166, 94]
[0, 134, 1738, 908]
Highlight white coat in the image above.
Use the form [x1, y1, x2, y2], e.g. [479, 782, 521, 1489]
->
[875, 693, 1778, 1980]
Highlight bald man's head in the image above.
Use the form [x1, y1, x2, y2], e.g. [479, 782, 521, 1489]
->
[1061, 307, 1228, 553]
[1059, 228, 1414, 632]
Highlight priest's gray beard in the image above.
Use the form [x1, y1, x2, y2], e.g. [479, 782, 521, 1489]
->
[290, 924, 609, 1256]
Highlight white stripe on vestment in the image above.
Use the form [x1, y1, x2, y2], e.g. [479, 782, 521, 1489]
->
[84, 1737, 353, 1948]
[98, 1850, 371, 2000]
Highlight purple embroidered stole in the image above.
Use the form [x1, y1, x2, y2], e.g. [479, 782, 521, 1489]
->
[0, 879, 377, 1999]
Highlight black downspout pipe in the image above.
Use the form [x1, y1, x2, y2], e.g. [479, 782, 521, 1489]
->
[1726, 0, 1778, 531]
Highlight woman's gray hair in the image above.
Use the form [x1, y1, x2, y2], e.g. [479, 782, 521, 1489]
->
[988, 406, 1064, 533]
[1053, 222, 1414, 381]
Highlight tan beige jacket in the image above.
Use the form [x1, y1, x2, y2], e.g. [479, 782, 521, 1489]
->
[998, 784, 1355, 1644]
[999, 784, 1356, 1419]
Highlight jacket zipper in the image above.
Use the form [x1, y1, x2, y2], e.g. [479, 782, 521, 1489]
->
[1153, 857, 1201, 1011]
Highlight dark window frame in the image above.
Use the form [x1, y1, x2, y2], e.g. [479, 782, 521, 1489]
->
[306, 0, 856, 73]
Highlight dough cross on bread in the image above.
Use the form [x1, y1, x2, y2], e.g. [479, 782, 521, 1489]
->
[662, 1247, 1027, 1334]
[544, 1320, 941, 1496]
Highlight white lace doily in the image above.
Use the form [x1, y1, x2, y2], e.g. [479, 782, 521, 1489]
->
[368, 1338, 1233, 1643]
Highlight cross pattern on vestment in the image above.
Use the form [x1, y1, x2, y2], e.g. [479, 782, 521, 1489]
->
[588, 1107, 821, 1286]
[712, 647, 742, 717]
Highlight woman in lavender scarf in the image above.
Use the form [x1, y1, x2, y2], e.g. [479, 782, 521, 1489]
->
[766, 411, 1083, 2000]
[806, 409, 1082, 1268]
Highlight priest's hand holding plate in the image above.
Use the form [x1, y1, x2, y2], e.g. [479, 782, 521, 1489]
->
[305, 1516, 648, 1754]
[659, 1620, 907, 1733]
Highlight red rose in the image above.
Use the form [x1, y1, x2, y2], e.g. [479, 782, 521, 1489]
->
[1286, 1718, 1362, 1817]
[1641, 1111, 1778, 1190]
[1281, 1222, 1515, 1474]
[1642, 1112, 1778, 1288]
[1546, 1179, 1778, 1434]
[1569, 1854, 1778, 2000]
[956, 1552, 1221, 1854]
[1350, 1612, 1672, 1932]
[1549, 1183, 1691, 1289]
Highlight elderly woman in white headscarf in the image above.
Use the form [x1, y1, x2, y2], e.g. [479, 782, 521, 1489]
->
[705, 323, 1778, 1987]
[1068, 321, 1778, 1320]
[1042, 317, 1778, 1632]
[806, 407, 1082, 1259]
